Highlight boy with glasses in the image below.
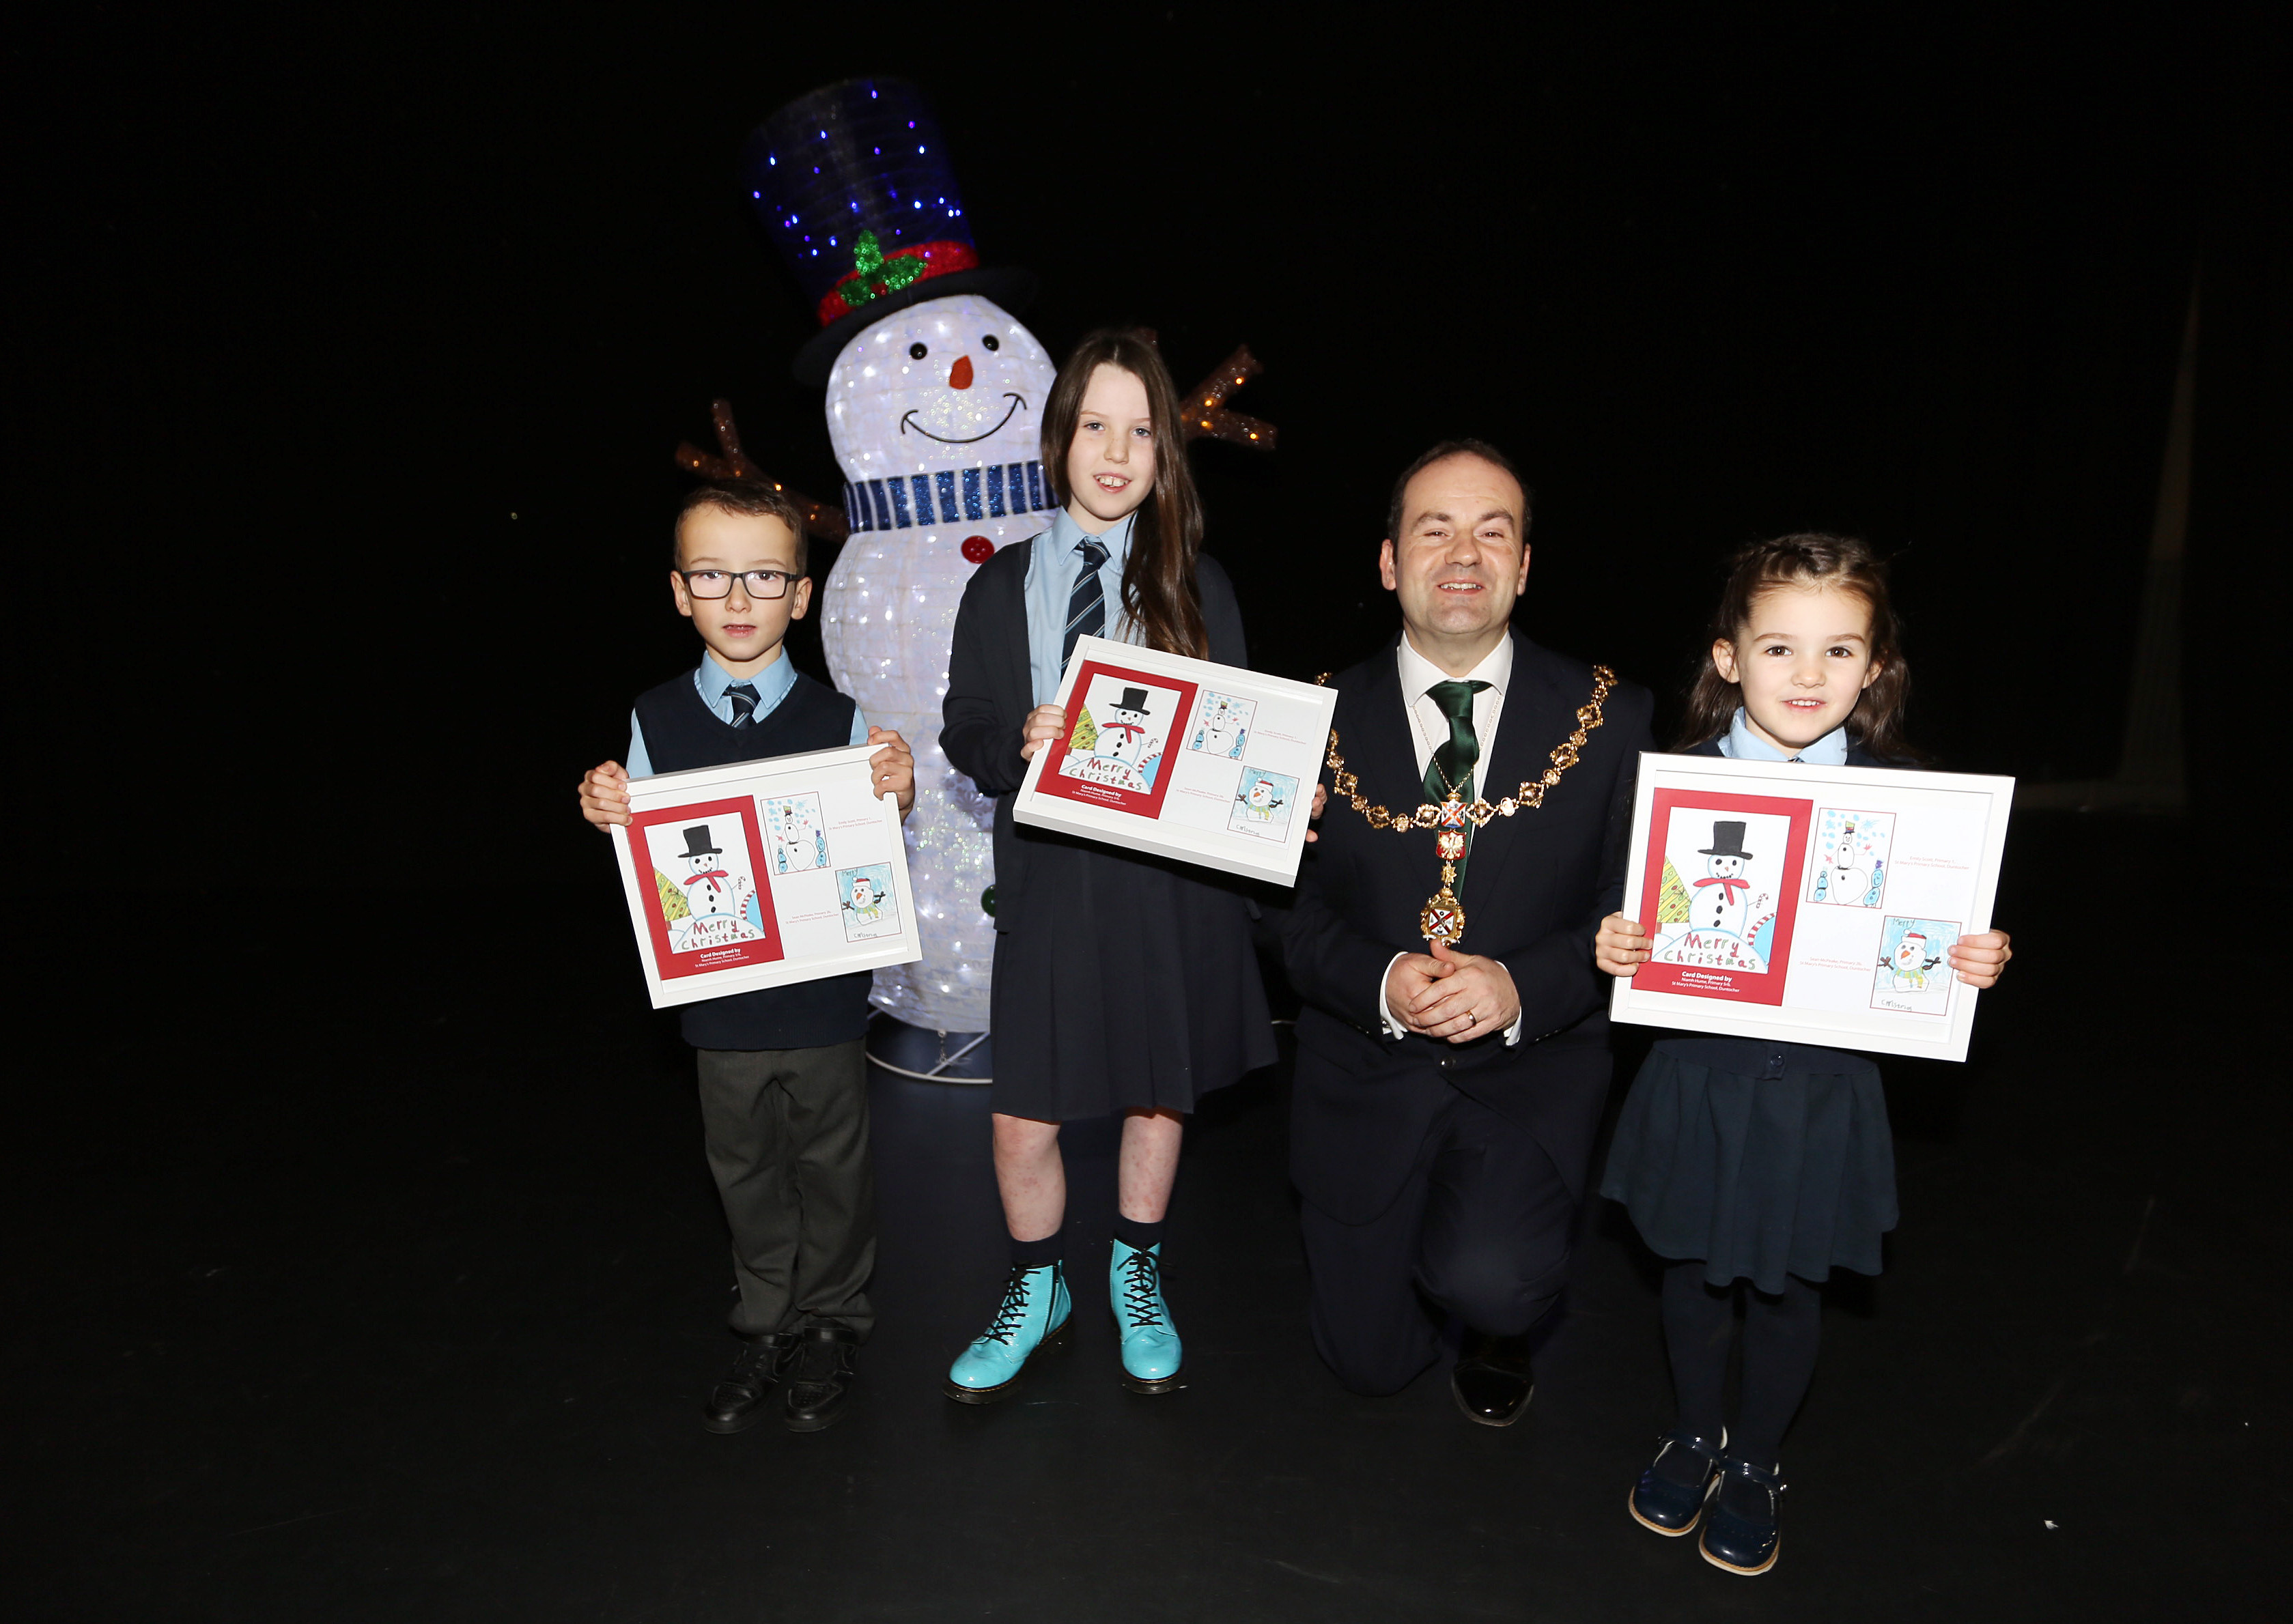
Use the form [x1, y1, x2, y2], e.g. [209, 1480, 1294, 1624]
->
[578, 481, 915, 1436]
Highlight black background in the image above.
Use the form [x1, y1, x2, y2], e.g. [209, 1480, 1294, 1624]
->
[6, 2, 2283, 891]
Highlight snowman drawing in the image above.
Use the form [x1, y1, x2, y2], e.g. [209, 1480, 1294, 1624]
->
[1820, 818, 1871, 907]
[666, 825, 762, 952]
[1238, 777, 1285, 822]
[1192, 692, 1252, 758]
[1881, 930, 1941, 991]
[1096, 687, 1157, 767]
[766, 796, 828, 875]
[1689, 821, 1758, 937]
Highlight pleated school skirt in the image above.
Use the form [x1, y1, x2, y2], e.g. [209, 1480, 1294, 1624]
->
[987, 837, 1276, 1122]
[1599, 1037, 1899, 1294]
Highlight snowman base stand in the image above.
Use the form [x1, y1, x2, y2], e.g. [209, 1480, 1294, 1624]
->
[865, 1014, 992, 1084]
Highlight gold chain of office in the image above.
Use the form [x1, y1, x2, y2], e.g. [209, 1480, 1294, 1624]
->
[1314, 665, 1615, 945]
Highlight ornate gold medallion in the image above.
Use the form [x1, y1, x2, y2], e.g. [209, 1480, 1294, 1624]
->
[1316, 667, 1614, 948]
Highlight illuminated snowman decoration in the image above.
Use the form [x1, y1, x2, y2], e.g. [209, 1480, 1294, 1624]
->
[817, 295, 1056, 1031]
[746, 79, 1062, 1041]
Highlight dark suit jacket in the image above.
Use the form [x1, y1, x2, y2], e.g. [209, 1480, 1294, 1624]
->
[940, 538, 1249, 935]
[1277, 631, 1656, 1224]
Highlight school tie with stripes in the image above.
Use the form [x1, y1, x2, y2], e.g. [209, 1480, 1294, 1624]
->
[726, 682, 761, 728]
[1060, 538, 1110, 671]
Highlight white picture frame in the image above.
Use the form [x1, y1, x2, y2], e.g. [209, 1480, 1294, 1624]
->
[1609, 752, 2015, 1062]
[609, 743, 923, 1010]
[1010, 634, 1339, 887]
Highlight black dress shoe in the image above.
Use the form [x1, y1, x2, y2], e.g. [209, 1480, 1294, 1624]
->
[783, 1324, 858, 1433]
[703, 1332, 795, 1434]
[1450, 1333, 1535, 1427]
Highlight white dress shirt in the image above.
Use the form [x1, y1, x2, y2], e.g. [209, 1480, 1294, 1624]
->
[1377, 633, 1526, 1045]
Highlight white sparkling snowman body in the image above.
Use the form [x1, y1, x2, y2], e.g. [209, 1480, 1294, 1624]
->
[819, 293, 1058, 1034]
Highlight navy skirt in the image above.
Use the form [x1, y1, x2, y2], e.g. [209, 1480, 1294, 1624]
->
[1599, 1037, 1898, 1294]
[987, 835, 1274, 1122]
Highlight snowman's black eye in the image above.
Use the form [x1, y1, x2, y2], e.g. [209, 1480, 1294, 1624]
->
[981, 333, 1000, 352]
[909, 341, 928, 360]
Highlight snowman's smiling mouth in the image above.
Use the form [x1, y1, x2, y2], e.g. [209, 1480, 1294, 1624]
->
[899, 393, 1027, 444]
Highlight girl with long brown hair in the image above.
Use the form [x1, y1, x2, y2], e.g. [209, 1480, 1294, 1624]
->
[938, 328, 1274, 1404]
[1592, 534, 2014, 1576]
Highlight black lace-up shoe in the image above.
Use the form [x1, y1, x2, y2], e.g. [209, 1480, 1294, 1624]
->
[1450, 1331, 1536, 1427]
[703, 1331, 795, 1434]
[783, 1324, 858, 1433]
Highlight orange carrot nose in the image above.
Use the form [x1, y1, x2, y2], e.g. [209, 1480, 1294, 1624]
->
[948, 354, 974, 389]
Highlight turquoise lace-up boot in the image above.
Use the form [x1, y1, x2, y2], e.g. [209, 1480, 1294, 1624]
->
[1110, 1238, 1183, 1394]
[943, 1260, 1071, 1404]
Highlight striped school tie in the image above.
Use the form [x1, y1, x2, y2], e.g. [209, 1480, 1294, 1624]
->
[1060, 538, 1110, 671]
[727, 682, 761, 727]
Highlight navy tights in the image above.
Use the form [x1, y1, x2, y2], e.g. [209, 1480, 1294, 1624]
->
[1661, 1259, 1821, 1470]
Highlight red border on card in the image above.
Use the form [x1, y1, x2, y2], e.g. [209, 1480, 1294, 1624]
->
[1633, 788, 1811, 1006]
[630, 796, 786, 981]
[1031, 659, 1200, 821]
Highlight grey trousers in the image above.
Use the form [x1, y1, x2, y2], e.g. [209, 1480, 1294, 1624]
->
[694, 1039, 876, 1339]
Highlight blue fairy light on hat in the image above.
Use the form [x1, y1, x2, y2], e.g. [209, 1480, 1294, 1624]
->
[741, 76, 1036, 386]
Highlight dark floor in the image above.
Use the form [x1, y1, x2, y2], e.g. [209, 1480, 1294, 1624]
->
[3, 812, 2275, 1621]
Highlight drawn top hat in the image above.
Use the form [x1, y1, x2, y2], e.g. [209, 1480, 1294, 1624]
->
[744, 77, 1038, 386]
[680, 826, 722, 859]
[1114, 687, 1152, 713]
[1698, 821, 1755, 859]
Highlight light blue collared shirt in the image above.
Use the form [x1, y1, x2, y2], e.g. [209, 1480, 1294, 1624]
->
[626, 651, 869, 778]
[1717, 706, 1849, 766]
[1022, 507, 1140, 704]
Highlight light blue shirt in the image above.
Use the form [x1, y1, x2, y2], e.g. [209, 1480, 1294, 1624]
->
[1022, 507, 1140, 704]
[626, 651, 869, 778]
[1717, 706, 1849, 766]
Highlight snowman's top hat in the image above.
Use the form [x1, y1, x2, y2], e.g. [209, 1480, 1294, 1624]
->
[1114, 687, 1152, 713]
[744, 78, 1038, 386]
[680, 825, 722, 860]
[1698, 821, 1755, 859]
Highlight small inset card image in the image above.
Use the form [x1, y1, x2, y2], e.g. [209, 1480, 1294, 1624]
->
[1227, 767, 1299, 841]
[1187, 690, 1256, 759]
[1871, 915, 1960, 1016]
[836, 863, 901, 942]
[1806, 806, 1895, 909]
[762, 791, 829, 874]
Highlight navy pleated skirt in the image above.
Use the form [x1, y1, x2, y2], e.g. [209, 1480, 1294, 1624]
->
[1599, 1037, 1898, 1294]
[987, 836, 1275, 1123]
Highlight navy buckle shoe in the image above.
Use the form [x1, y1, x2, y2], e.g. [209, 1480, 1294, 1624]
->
[1628, 1427, 1727, 1535]
[1699, 1455, 1786, 1575]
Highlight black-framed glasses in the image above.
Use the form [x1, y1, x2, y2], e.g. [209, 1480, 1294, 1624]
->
[679, 568, 796, 600]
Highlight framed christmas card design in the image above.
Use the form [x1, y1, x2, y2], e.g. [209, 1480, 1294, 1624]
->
[1011, 634, 1339, 887]
[1610, 752, 2015, 1062]
[610, 743, 923, 1008]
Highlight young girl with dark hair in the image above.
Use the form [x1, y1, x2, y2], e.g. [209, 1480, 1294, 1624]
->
[938, 328, 1274, 1403]
[1594, 534, 2014, 1576]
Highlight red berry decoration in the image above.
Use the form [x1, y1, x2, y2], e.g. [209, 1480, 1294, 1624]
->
[960, 535, 994, 564]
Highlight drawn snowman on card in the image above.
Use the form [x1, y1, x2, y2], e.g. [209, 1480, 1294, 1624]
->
[837, 862, 902, 943]
[1807, 808, 1893, 908]
[1872, 915, 1959, 1014]
[1189, 692, 1255, 760]
[651, 823, 767, 953]
[1228, 769, 1298, 840]
[1652, 815, 1786, 973]
[762, 793, 830, 875]
[1058, 677, 1176, 793]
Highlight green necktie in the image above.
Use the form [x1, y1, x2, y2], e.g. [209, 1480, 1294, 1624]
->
[1422, 679, 1491, 805]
